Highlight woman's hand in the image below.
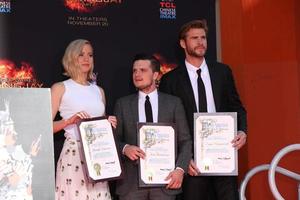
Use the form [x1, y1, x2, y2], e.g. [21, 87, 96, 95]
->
[30, 135, 41, 157]
[107, 116, 117, 129]
[66, 111, 90, 126]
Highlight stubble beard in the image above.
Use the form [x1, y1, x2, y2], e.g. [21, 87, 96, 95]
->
[186, 46, 206, 58]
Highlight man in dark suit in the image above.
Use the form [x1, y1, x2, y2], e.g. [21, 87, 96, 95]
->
[159, 19, 247, 200]
[114, 54, 192, 200]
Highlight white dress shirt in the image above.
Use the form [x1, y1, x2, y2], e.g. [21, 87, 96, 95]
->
[185, 59, 216, 113]
[138, 89, 158, 122]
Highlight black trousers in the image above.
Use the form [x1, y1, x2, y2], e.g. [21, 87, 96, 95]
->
[180, 175, 239, 200]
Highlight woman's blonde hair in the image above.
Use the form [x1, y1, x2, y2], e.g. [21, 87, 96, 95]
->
[62, 39, 96, 81]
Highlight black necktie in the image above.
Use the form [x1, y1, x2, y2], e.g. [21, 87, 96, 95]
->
[197, 69, 207, 112]
[145, 95, 153, 122]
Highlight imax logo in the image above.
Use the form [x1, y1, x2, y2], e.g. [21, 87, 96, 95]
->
[0, 0, 10, 13]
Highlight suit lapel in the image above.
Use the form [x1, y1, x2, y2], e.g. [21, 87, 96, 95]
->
[157, 92, 164, 122]
[206, 60, 220, 111]
[130, 94, 139, 123]
[178, 65, 198, 112]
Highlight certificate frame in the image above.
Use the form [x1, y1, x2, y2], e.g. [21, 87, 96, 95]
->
[194, 112, 238, 176]
[137, 122, 177, 187]
[77, 116, 122, 182]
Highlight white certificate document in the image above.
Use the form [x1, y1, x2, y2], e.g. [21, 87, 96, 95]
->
[78, 117, 122, 181]
[138, 123, 176, 186]
[194, 113, 238, 175]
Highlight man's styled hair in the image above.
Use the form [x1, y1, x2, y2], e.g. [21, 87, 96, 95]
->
[178, 19, 208, 40]
[133, 53, 161, 73]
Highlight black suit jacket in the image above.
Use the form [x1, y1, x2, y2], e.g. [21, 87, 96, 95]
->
[114, 92, 192, 196]
[159, 60, 247, 140]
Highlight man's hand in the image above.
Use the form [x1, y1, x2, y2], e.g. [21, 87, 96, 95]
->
[123, 145, 145, 161]
[165, 169, 184, 189]
[188, 159, 200, 176]
[231, 131, 247, 150]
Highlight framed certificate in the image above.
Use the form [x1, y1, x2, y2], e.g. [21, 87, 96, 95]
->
[77, 117, 122, 181]
[137, 123, 176, 187]
[194, 112, 238, 176]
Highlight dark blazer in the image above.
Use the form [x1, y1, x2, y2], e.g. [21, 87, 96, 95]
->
[159, 60, 247, 140]
[114, 91, 192, 196]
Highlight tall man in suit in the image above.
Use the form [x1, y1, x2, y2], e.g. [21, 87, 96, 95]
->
[114, 54, 192, 200]
[159, 19, 247, 200]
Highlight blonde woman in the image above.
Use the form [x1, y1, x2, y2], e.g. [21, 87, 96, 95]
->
[51, 39, 116, 200]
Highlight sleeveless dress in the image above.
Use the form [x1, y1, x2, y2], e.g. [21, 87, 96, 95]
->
[55, 79, 111, 200]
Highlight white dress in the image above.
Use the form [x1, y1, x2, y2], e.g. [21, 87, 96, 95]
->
[55, 79, 111, 200]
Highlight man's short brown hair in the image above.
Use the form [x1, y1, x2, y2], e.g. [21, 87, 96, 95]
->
[133, 53, 161, 73]
[178, 19, 208, 40]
